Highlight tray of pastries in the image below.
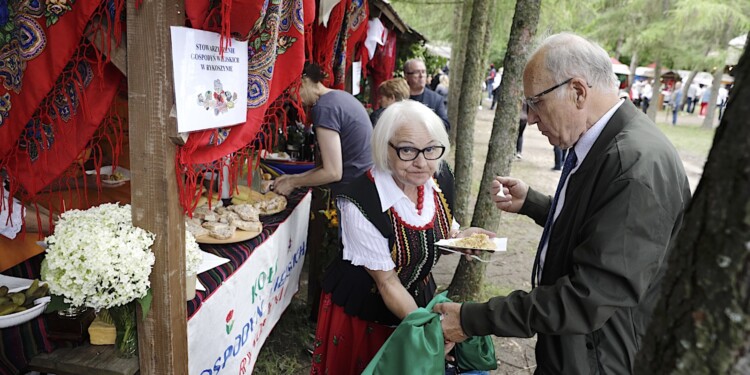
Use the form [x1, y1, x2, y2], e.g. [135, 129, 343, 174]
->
[231, 186, 287, 216]
[187, 201, 263, 244]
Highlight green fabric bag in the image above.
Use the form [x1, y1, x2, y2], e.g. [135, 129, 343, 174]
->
[362, 292, 497, 375]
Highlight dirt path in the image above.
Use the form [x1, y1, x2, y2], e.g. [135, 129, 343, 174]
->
[431, 101, 707, 374]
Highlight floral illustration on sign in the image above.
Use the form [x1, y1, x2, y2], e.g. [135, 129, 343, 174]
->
[197, 79, 238, 116]
[226, 309, 235, 334]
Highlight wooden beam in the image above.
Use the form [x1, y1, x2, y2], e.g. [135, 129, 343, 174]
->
[126, 1, 188, 374]
[86, 16, 128, 76]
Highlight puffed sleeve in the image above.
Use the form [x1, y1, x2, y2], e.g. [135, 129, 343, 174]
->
[339, 198, 395, 271]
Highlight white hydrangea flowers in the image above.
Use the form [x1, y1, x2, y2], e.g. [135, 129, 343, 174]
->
[43, 203, 155, 310]
[185, 230, 202, 276]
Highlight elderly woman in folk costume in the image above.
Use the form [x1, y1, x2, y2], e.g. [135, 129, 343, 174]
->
[310, 100, 493, 374]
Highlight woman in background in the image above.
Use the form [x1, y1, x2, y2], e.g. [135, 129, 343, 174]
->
[370, 78, 410, 127]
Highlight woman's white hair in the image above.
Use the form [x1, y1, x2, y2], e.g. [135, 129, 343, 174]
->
[371, 100, 450, 174]
[532, 32, 619, 95]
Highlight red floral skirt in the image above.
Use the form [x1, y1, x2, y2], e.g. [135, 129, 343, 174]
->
[310, 293, 396, 375]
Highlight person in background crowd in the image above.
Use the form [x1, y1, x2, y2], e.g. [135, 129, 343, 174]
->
[686, 82, 698, 113]
[404, 59, 450, 131]
[690, 83, 706, 113]
[273, 63, 373, 196]
[699, 83, 711, 116]
[486, 64, 497, 99]
[717, 84, 729, 121]
[434, 32, 691, 374]
[641, 79, 652, 114]
[552, 145, 567, 171]
[429, 68, 444, 91]
[516, 102, 528, 159]
[671, 81, 683, 126]
[310, 100, 491, 374]
[370, 78, 410, 127]
[489, 72, 503, 110]
[630, 80, 642, 108]
[435, 74, 449, 107]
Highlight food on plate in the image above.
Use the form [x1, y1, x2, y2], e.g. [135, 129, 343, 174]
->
[0, 279, 49, 316]
[186, 219, 209, 238]
[234, 185, 264, 202]
[103, 171, 126, 182]
[194, 206, 218, 222]
[230, 204, 260, 222]
[195, 190, 222, 208]
[229, 217, 262, 232]
[218, 211, 240, 224]
[231, 187, 287, 215]
[202, 222, 236, 240]
[254, 194, 286, 214]
[453, 233, 496, 250]
[186, 197, 264, 242]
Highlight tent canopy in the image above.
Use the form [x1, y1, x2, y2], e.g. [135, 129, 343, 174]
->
[727, 34, 746, 65]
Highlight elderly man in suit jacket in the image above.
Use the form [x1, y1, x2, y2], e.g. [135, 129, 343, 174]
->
[403, 58, 450, 131]
[434, 33, 691, 374]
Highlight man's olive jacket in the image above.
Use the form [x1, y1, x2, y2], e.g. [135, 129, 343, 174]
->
[461, 100, 691, 374]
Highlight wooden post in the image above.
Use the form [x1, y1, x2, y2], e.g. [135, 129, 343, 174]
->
[126, 1, 188, 374]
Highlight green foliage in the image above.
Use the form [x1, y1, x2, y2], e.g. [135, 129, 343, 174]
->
[395, 43, 449, 77]
[390, 0, 460, 43]
[654, 121, 716, 160]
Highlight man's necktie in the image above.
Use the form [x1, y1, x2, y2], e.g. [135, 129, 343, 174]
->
[531, 149, 578, 288]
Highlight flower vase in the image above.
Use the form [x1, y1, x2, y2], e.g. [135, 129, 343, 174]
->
[186, 273, 197, 301]
[109, 303, 138, 358]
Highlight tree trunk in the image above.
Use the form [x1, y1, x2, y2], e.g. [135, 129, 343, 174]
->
[628, 50, 638, 93]
[701, 68, 723, 129]
[452, 0, 491, 224]
[680, 69, 698, 108]
[448, 0, 472, 145]
[634, 37, 750, 375]
[480, 0, 497, 74]
[614, 33, 624, 61]
[647, 59, 661, 122]
[448, 0, 542, 302]
[701, 21, 734, 129]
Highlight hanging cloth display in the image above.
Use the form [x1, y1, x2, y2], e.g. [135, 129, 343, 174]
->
[177, 0, 309, 214]
[0, 0, 126, 222]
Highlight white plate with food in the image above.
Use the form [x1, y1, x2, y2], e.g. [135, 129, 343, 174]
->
[261, 151, 292, 161]
[86, 166, 131, 187]
[435, 234, 507, 252]
[0, 277, 51, 329]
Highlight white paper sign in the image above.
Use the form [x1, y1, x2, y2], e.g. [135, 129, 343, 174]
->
[170, 27, 248, 133]
[352, 61, 362, 96]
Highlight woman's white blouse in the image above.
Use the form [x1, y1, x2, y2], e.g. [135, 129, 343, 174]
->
[338, 168, 459, 271]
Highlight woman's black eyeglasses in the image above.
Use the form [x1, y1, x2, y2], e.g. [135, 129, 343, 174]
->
[389, 143, 446, 161]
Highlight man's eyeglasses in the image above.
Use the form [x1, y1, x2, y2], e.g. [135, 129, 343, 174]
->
[524, 78, 573, 112]
[405, 70, 426, 76]
[389, 143, 446, 161]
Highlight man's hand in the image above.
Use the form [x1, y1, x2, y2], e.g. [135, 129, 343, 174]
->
[433, 302, 468, 343]
[271, 175, 297, 196]
[491, 176, 528, 213]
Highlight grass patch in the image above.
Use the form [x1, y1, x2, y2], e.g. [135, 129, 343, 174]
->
[480, 282, 515, 302]
[654, 122, 715, 160]
[254, 297, 313, 374]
